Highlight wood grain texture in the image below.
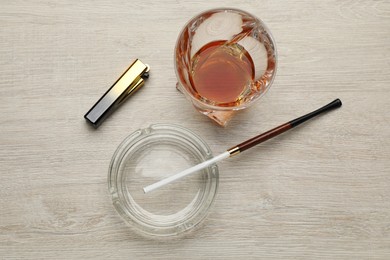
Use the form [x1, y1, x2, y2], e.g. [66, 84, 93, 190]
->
[1, 0, 389, 259]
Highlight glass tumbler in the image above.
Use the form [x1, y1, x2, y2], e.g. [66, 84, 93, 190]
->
[175, 8, 277, 126]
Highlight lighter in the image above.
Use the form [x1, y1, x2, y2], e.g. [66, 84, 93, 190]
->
[84, 59, 150, 128]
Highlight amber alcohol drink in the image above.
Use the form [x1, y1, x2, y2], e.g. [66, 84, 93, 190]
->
[190, 41, 254, 106]
[175, 8, 277, 126]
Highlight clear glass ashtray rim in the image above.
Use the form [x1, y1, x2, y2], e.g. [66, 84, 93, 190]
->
[108, 123, 219, 237]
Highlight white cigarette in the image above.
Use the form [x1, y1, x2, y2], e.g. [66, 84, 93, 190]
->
[143, 151, 230, 193]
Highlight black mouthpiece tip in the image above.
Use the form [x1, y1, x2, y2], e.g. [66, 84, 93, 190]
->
[333, 98, 342, 108]
[289, 98, 343, 128]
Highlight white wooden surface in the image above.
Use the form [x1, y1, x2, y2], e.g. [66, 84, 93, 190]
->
[1, 0, 390, 259]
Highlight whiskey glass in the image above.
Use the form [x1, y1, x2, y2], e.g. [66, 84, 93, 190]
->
[175, 8, 277, 126]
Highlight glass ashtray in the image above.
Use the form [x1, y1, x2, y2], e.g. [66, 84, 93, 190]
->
[108, 124, 219, 237]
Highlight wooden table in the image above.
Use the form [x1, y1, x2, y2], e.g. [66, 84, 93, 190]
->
[1, 1, 389, 258]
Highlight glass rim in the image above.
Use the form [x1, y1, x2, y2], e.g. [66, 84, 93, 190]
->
[108, 124, 219, 237]
[174, 7, 278, 111]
